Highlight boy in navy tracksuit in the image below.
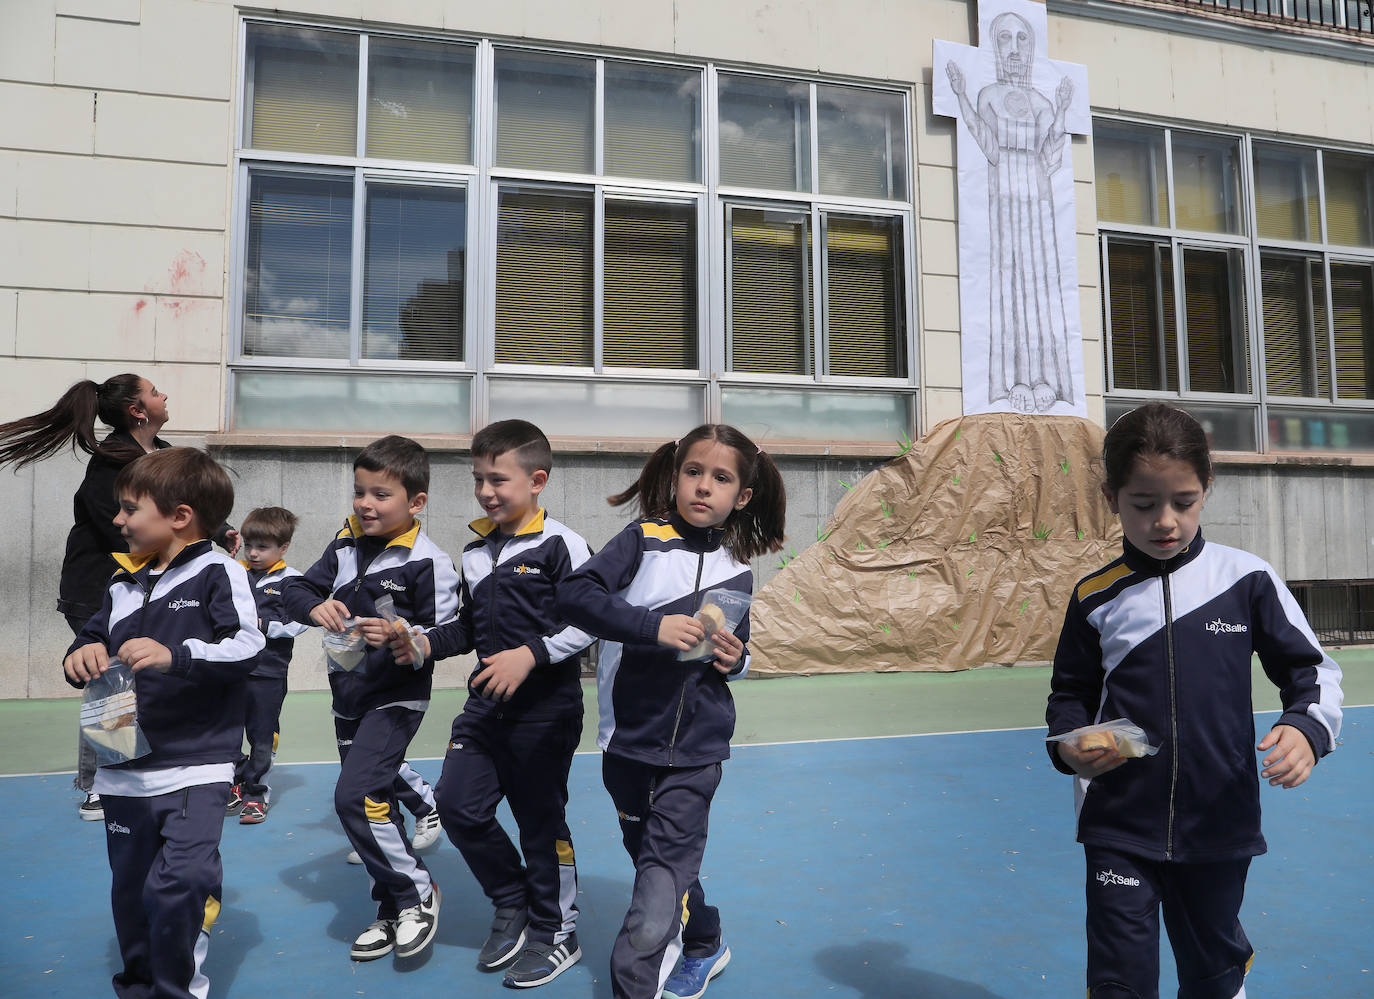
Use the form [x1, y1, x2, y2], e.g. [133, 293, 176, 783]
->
[282, 435, 459, 963]
[403, 420, 594, 988]
[64, 447, 264, 999]
[227, 506, 308, 824]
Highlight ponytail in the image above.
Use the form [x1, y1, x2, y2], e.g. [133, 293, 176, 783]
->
[0, 374, 144, 469]
[609, 424, 787, 562]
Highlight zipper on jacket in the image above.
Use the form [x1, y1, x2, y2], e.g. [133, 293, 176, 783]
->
[666, 549, 707, 765]
[1161, 566, 1178, 861]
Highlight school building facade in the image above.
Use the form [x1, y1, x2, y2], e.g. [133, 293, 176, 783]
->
[5, 0, 1374, 696]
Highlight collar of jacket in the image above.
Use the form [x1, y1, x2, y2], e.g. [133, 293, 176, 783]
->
[111, 538, 213, 580]
[338, 516, 421, 549]
[469, 507, 546, 540]
[240, 558, 287, 574]
[1121, 530, 1206, 576]
[668, 512, 725, 553]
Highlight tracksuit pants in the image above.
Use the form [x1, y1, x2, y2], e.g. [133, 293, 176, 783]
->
[236, 675, 287, 800]
[335, 706, 432, 919]
[1084, 845, 1253, 999]
[602, 753, 723, 999]
[102, 783, 229, 999]
[436, 708, 582, 944]
[396, 759, 437, 819]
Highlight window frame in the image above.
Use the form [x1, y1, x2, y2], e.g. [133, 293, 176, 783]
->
[230, 18, 918, 441]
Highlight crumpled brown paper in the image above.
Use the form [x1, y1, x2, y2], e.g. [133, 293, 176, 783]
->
[751, 413, 1123, 674]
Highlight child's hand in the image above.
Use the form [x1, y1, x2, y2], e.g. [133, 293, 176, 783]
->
[710, 628, 744, 676]
[309, 600, 352, 633]
[355, 617, 396, 648]
[64, 643, 110, 684]
[472, 646, 537, 700]
[657, 614, 706, 652]
[118, 638, 173, 673]
[1258, 724, 1316, 788]
[1056, 739, 1126, 779]
[383, 621, 430, 666]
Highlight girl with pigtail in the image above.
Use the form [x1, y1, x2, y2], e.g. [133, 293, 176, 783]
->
[558, 423, 785, 999]
[0, 374, 237, 821]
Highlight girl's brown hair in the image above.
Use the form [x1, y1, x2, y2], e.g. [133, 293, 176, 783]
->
[609, 424, 786, 561]
[1102, 402, 1213, 494]
[0, 374, 146, 469]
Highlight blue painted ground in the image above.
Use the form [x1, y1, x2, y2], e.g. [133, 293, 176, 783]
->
[2, 709, 1368, 998]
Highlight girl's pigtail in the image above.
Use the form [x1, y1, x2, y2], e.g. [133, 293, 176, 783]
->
[608, 440, 679, 519]
[0, 379, 101, 469]
[729, 449, 787, 561]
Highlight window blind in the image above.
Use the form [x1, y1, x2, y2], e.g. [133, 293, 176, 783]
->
[825, 215, 904, 378]
[1105, 239, 1177, 391]
[1172, 134, 1241, 235]
[494, 52, 594, 174]
[728, 208, 812, 375]
[366, 40, 474, 165]
[246, 26, 358, 157]
[1331, 262, 1374, 399]
[1261, 255, 1328, 398]
[603, 201, 697, 369]
[718, 75, 810, 193]
[1182, 248, 1248, 393]
[816, 85, 906, 201]
[243, 172, 353, 359]
[1324, 154, 1374, 248]
[1093, 124, 1166, 226]
[1253, 145, 1319, 242]
[604, 64, 700, 183]
[363, 185, 465, 363]
[494, 189, 593, 366]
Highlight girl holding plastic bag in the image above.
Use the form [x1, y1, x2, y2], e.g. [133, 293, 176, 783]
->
[557, 424, 785, 999]
[1046, 403, 1344, 999]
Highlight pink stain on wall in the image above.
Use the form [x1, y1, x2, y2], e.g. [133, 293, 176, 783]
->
[133, 299, 147, 313]
[167, 250, 207, 293]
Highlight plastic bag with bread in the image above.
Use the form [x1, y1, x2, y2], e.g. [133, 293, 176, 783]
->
[678, 588, 754, 661]
[79, 659, 152, 765]
[1046, 719, 1158, 759]
[373, 594, 428, 669]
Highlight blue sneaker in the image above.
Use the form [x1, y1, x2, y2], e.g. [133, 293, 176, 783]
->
[662, 942, 730, 999]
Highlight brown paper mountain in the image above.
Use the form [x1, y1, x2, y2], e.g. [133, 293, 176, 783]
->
[751, 413, 1123, 673]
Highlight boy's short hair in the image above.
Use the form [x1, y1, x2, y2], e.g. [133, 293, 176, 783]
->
[354, 434, 429, 497]
[471, 419, 552, 476]
[241, 506, 299, 546]
[115, 448, 233, 538]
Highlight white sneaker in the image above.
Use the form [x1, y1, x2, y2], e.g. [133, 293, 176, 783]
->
[395, 883, 441, 958]
[350, 918, 396, 961]
[412, 810, 441, 850]
[345, 850, 362, 865]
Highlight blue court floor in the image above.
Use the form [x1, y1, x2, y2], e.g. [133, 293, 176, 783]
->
[2, 709, 1369, 998]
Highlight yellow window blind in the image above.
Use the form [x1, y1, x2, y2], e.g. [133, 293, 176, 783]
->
[246, 25, 358, 157]
[825, 215, 905, 378]
[604, 64, 700, 183]
[1323, 154, 1374, 248]
[1093, 124, 1166, 227]
[1172, 134, 1241, 235]
[1261, 255, 1328, 398]
[718, 75, 810, 193]
[1253, 145, 1319, 242]
[366, 39, 474, 165]
[1182, 248, 1249, 393]
[603, 201, 698, 369]
[1105, 240, 1177, 391]
[1331, 262, 1374, 399]
[728, 208, 812, 375]
[494, 52, 594, 174]
[495, 190, 593, 366]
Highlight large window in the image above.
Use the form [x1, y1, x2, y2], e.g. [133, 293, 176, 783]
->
[1100, 118, 1374, 453]
[234, 22, 915, 441]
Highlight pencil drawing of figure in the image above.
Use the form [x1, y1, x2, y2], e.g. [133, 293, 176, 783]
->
[945, 12, 1075, 413]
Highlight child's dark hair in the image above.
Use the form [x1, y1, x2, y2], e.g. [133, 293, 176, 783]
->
[115, 448, 234, 538]
[609, 424, 786, 561]
[471, 419, 552, 476]
[241, 506, 299, 547]
[1102, 402, 1213, 494]
[0, 373, 146, 469]
[354, 435, 429, 497]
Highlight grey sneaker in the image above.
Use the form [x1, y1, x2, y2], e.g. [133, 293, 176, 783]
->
[477, 906, 528, 970]
[79, 793, 104, 821]
[503, 934, 582, 988]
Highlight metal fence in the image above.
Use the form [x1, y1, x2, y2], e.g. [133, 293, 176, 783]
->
[1162, 0, 1374, 35]
[1288, 579, 1374, 645]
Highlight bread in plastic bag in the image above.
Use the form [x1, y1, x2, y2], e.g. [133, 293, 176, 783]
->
[374, 594, 427, 669]
[678, 589, 753, 661]
[322, 618, 367, 672]
[80, 659, 151, 765]
[1046, 718, 1159, 759]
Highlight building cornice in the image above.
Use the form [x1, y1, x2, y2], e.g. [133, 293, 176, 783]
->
[1051, 0, 1374, 65]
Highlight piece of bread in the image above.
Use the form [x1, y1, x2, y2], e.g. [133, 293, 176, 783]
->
[698, 604, 727, 635]
[1077, 730, 1118, 753]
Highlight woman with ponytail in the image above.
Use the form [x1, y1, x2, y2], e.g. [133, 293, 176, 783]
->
[0, 374, 237, 819]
